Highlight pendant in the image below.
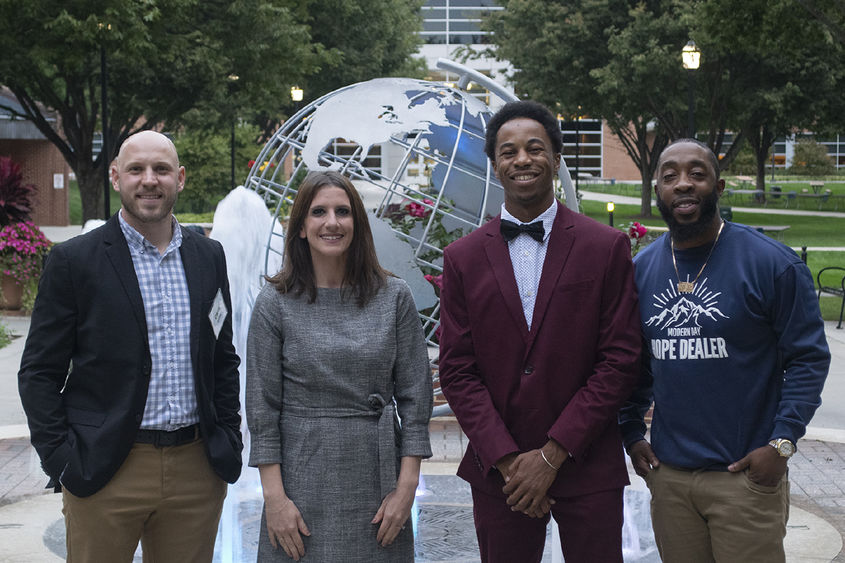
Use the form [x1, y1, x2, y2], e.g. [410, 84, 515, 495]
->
[677, 281, 695, 293]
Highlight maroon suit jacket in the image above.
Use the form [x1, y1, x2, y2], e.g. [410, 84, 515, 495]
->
[439, 202, 641, 498]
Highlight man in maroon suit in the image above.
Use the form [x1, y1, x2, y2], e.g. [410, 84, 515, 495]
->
[439, 100, 641, 562]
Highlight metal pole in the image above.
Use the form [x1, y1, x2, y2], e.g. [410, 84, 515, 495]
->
[101, 44, 110, 219]
[575, 114, 580, 192]
[687, 70, 695, 138]
[230, 121, 236, 189]
[771, 145, 776, 181]
[608, 211, 613, 228]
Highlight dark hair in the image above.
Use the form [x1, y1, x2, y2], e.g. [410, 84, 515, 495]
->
[266, 170, 387, 306]
[484, 100, 563, 161]
[662, 138, 721, 179]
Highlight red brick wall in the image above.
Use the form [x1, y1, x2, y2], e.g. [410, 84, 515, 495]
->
[601, 121, 647, 182]
[0, 139, 69, 226]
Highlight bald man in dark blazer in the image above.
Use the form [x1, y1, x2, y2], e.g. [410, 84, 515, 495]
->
[19, 131, 241, 562]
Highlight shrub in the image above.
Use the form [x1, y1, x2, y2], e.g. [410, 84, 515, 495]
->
[788, 139, 835, 176]
[0, 156, 37, 226]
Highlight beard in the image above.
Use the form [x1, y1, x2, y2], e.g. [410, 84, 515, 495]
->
[656, 188, 720, 244]
[118, 189, 179, 227]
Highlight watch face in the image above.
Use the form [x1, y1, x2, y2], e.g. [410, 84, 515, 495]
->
[779, 441, 795, 457]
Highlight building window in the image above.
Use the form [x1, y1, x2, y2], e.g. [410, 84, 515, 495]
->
[559, 118, 603, 178]
[420, 0, 503, 46]
[322, 139, 382, 175]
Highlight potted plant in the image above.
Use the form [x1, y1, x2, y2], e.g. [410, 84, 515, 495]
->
[1, 220, 51, 310]
[0, 156, 51, 311]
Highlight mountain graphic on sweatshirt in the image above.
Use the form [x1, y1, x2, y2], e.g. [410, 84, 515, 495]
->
[645, 278, 729, 330]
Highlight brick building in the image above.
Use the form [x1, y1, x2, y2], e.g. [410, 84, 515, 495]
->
[0, 90, 70, 226]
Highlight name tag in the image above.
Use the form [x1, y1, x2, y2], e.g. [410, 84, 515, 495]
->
[208, 289, 227, 339]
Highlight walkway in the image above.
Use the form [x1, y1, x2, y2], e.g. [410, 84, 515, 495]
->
[2, 313, 845, 561]
[2, 214, 845, 561]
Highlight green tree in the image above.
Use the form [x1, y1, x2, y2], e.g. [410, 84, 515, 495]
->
[306, 0, 425, 96]
[589, 2, 690, 215]
[172, 123, 263, 214]
[249, 0, 426, 141]
[0, 0, 328, 222]
[487, 0, 688, 216]
[693, 0, 845, 191]
[795, 0, 845, 46]
[486, 0, 845, 211]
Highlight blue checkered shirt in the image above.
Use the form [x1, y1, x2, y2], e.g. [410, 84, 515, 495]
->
[501, 201, 557, 330]
[119, 212, 198, 430]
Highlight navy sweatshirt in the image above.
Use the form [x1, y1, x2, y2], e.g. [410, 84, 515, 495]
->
[620, 222, 830, 470]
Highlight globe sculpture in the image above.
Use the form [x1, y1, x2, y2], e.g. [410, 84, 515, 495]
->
[242, 61, 577, 408]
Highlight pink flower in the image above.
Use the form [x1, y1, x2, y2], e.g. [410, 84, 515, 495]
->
[407, 201, 429, 218]
[424, 273, 443, 290]
[628, 222, 647, 240]
[0, 220, 51, 285]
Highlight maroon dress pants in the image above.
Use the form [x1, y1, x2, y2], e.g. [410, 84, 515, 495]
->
[471, 485, 624, 563]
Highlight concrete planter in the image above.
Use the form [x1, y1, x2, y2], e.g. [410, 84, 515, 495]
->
[0, 274, 23, 310]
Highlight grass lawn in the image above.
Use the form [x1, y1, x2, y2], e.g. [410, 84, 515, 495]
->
[586, 178, 845, 212]
[580, 199, 845, 323]
[580, 199, 845, 247]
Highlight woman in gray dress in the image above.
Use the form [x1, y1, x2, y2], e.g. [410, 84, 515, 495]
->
[246, 171, 433, 562]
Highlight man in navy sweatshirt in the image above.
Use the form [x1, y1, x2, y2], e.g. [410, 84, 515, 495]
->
[620, 138, 830, 562]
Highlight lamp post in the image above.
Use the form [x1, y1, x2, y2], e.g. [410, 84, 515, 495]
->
[575, 106, 581, 193]
[99, 22, 112, 219]
[228, 74, 239, 189]
[771, 147, 776, 181]
[681, 40, 701, 139]
[607, 201, 615, 227]
[290, 86, 304, 108]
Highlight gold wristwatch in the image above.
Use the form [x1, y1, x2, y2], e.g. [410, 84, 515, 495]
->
[768, 438, 796, 458]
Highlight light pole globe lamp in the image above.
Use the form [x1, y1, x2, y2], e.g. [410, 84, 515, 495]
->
[290, 86, 304, 103]
[681, 40, 701, 70]
[682, 40, 701, 138]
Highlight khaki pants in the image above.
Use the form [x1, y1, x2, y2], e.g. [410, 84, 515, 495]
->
[646, 464, 789, 563]
[62, 438, 227, 563]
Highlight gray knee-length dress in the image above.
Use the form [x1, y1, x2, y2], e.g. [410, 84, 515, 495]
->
[246, 277, 433, 562]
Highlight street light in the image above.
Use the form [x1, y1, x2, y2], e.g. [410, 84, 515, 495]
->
[607, 201, 615, 227]
[99, 22, 113, 219]
[681, 40, 701, 139]
[290, 86, 304, 103]
[228, 74, 239, 189]
[575, 106, 581, 193]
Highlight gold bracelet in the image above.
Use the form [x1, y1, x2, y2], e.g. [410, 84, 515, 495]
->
[540, 449, 560, 471]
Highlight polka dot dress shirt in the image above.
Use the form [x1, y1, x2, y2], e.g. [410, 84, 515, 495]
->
[500, 201, 557, 330]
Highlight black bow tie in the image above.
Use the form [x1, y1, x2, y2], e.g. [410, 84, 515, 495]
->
[500, 219, 545, 242]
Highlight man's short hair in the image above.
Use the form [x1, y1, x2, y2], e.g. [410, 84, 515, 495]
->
[662, 138, 721, 179]
[484, 100, 563, 161]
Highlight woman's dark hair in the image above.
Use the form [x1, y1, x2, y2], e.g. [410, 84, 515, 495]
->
[484, 100, 563, 161]
[266, 170, 387, 306]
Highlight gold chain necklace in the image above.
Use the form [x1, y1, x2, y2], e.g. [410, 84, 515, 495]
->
[671, 221, 724, 293]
